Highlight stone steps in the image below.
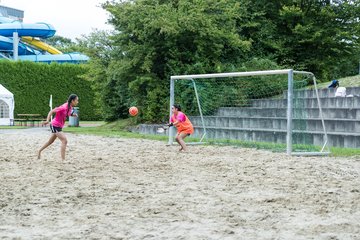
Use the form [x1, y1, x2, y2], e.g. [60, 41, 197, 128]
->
[192, 127, 360, 148]
[283, 87, 360, 98]
[137, 87, 360, 148]
[139, 124, 360, 148]
[251, 96, 360, 108]
[216, 107, 360, 119]
[189, 116, 360, 133]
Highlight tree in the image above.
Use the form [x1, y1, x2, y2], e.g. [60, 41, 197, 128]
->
[102, 0, 253, 121]
[76, 30, 123, 120]
[243, 0, 360, 79]
[89, 0, 360, 122]
[43, 35, 76, 53]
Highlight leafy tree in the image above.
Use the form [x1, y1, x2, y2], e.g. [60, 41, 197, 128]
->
[242, 0, 360, 80]
[102, 0, 253, 121]
[77, 30, 120, 120]
[43, 35, 77, 53]
[84, 0, 360, 122]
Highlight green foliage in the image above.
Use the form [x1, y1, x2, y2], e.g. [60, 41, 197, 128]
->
[96, 0, 253, 121]
[0, 61, 99, 120]
[271, 0, 360, 80]
[76, 30, 120, 121]
[81, 0, 360, 123]
[42, 35, 79, 53]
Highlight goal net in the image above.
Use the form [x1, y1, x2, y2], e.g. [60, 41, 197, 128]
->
[169, 69, 330, 156]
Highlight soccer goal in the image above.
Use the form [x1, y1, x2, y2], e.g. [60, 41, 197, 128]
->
[168, 69, 330, 156]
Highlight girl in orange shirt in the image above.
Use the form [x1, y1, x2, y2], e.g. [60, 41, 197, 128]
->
[169, 104, 194, 151]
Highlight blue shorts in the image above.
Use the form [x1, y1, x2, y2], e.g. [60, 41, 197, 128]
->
[50, 124, 62, 133]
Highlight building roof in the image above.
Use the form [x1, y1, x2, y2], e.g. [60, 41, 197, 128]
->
[0, 5, 24, 22]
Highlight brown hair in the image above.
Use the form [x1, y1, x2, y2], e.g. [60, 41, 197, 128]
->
[173, 104, 181, 111]
[67, 94, 78, 116]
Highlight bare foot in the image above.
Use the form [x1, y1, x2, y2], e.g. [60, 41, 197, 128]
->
[179, 147, 188, 152]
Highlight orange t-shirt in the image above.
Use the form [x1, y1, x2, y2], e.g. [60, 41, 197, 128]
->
[170, 111, 194, 134]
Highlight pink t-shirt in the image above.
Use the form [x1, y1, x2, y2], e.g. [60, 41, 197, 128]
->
[51, 102, 72, 128]
[170, 111, 186, 123]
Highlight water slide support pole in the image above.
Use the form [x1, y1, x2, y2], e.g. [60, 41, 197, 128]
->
[13, 32, 18, 61]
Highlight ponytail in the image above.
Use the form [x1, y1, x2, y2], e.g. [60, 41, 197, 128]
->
[66, 94, 78, 116]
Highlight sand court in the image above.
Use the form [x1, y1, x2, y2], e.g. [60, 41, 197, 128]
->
[0, 128, 359, 239]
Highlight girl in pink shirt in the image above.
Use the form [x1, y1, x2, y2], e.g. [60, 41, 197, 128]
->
[169, 104, 194, 151]
[38, 94, 79, 160]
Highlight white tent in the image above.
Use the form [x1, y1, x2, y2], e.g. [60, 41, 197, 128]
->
[0, 84, 14, 126]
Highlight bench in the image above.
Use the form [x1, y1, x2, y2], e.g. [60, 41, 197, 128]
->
[14, 118, 27, 126]
[16, 114, 45, 127]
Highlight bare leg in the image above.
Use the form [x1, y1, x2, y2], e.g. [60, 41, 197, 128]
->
[175, 133, 182, 151]
[176, 133, 189, 151]
[55, 132, 68, 160]
[38, 134, 57, 159]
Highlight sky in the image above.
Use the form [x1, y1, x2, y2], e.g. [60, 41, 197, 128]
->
[0, 0, 114, 40]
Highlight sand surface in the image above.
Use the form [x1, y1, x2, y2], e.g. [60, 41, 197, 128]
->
[0, 128, 359, 239]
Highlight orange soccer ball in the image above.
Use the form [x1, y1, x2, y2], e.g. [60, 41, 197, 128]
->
[129, 106, 138, 116]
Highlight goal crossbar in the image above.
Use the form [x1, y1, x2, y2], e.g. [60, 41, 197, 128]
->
[171, 69, 314, 80]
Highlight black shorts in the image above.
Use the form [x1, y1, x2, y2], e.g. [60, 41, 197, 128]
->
[50, 124, 62, 133]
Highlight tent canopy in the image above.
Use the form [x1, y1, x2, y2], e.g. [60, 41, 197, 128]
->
[0, 84, 13, 97]
[0, 84, 14, 125]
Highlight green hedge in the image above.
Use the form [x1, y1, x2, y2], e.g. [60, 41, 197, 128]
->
[0, 61, 100, 120]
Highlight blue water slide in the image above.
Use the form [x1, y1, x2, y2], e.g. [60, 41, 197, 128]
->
[18, 52, 89, 63]
[0, 15, 88, 63]
[0, 35, 37, 55]
[0, 22, 56, 38]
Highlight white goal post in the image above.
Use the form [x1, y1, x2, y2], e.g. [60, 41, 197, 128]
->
[168, 69, 330, 156]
